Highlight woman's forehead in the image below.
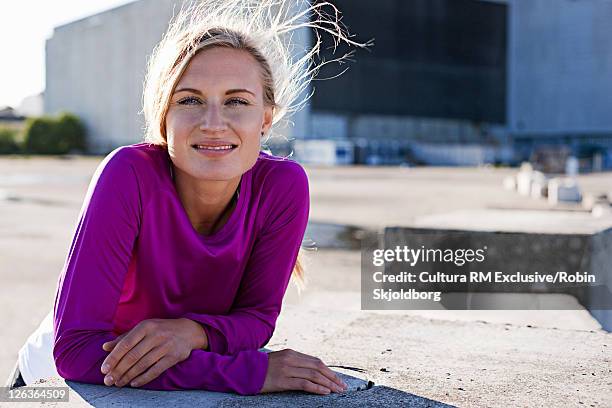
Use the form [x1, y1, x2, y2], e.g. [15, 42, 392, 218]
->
[177, 48, 263, 92]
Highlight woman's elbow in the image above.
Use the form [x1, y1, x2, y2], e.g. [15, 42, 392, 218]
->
[52, 344, 76, 380]
[52, 342, 99, 383]
[255, 323, 275, 351]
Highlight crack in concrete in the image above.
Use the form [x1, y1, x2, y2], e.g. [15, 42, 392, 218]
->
[328, 365, 367, 373]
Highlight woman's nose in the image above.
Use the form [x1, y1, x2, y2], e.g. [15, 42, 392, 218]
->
[199, 104, 228, 132]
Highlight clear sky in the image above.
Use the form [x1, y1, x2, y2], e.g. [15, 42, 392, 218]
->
[0, 0, 136, 108]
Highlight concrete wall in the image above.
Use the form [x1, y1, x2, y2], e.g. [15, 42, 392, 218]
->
[45, 0, 179, 153]
[508, 0, 612, 135]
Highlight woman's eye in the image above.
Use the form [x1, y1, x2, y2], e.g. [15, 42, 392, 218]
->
[177, 96, 202, 105]
[227, 98, 248, 106]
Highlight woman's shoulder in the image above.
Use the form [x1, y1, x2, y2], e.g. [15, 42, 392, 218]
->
[250, 150, 309, 210]
[100, 142, 169, 182]
[249, 151, 310, 230]
[106, 142, 166, 167]
[252, 150, 308, 187]
[91, 143, 169, 207]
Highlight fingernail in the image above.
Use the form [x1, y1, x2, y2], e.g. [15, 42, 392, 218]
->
[104, 375, 114, 386]
[101, 363, 110, 374]
[130, 381, 138, 387]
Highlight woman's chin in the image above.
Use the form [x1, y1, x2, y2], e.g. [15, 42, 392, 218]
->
[190, 166, 243, 182]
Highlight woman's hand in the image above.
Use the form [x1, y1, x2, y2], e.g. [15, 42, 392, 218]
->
[260, 349, 348, 395]
[100, 318, 208, 388]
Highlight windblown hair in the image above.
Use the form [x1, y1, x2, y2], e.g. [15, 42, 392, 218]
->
[141, 0, 371, 287]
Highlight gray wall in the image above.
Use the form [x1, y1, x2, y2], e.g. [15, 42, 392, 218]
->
[45, 0, 179, 153]
[508, 0, 612, 135]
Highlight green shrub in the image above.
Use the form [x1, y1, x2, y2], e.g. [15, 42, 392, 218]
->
[0, 127, 21, 154]
[57, 112, 86, 152]
[23, 112, 87, 155]
[23, 117, 58, 154]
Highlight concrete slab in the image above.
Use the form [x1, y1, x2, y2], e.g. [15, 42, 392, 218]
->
[270, 307, 611, 408]
[14, 308, 610, 407]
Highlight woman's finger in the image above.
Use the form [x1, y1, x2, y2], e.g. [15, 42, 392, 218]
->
[114, 346, 166, 387]
[106, 334, 159, 386]
[286, 367, 343, 393]
[291, 354, 347, 390]
[102, 333, 127, 352]
[129, 355, 177, 388]
[101, 325, 148, 378]
[285, 377, 331, 395]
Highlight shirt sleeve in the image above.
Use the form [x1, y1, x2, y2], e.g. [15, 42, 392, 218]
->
[52, 147, 268, 395]
[183, 162, 310, 355]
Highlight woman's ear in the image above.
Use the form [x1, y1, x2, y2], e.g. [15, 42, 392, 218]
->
[261, 105, 274, 136]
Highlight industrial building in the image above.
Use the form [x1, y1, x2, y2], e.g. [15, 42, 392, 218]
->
[44, 0, 612, 169]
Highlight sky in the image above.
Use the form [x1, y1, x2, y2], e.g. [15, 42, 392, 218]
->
[0, 0, 136, 108]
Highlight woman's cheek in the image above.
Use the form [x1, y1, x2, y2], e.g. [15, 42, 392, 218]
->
[176, 108, 203, 127]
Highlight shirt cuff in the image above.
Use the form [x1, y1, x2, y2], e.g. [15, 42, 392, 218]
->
[183, 314, 228, 354]
[251, 349, 270, 395]
[200, 324, 226, 353]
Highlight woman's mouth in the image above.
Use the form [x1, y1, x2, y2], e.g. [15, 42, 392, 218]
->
[191, 143, 238, 157]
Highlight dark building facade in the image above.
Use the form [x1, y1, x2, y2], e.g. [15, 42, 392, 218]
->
[312, 0, 507, 123]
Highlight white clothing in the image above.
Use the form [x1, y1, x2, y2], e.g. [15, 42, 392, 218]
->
[18, 310, 59, 385]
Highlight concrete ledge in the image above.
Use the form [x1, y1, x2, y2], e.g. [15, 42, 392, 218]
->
[19, 372, 452, 408]
[382, 209, 612, 329]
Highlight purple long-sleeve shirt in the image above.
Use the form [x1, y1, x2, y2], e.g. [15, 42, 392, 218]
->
[52, 142, 309, 395]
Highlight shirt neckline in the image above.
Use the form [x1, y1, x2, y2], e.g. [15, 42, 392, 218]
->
[164, 150, 252, 243]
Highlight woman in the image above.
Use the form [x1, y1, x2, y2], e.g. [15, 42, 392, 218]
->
[8, 0, 368, 396]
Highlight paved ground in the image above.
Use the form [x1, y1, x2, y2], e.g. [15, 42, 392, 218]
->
[1, 155, 611, 407]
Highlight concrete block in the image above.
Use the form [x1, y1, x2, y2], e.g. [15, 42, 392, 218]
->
[381, 209, 612, 330]
[516, 164, 537, 196]
[548, 178, 581, 204]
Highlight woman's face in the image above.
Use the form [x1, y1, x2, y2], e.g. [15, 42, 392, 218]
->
[165, 47, 273, 181]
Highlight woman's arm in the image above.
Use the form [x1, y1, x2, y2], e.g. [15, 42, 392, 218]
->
[53, 148, 268, 395]
[182, 162, 310, 355]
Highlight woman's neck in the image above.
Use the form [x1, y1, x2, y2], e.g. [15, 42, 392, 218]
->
[171, 164, 241, 236]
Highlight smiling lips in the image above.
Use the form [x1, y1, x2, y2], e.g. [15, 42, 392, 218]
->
[191, 142, 238, 156]
[191, 141, 238, 150]
[193, 144, 235, 150]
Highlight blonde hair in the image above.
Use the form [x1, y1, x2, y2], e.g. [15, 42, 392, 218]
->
[141, 0, 371, 286]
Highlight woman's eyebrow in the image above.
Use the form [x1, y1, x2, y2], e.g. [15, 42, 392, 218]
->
[173, 87, 255, 96]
